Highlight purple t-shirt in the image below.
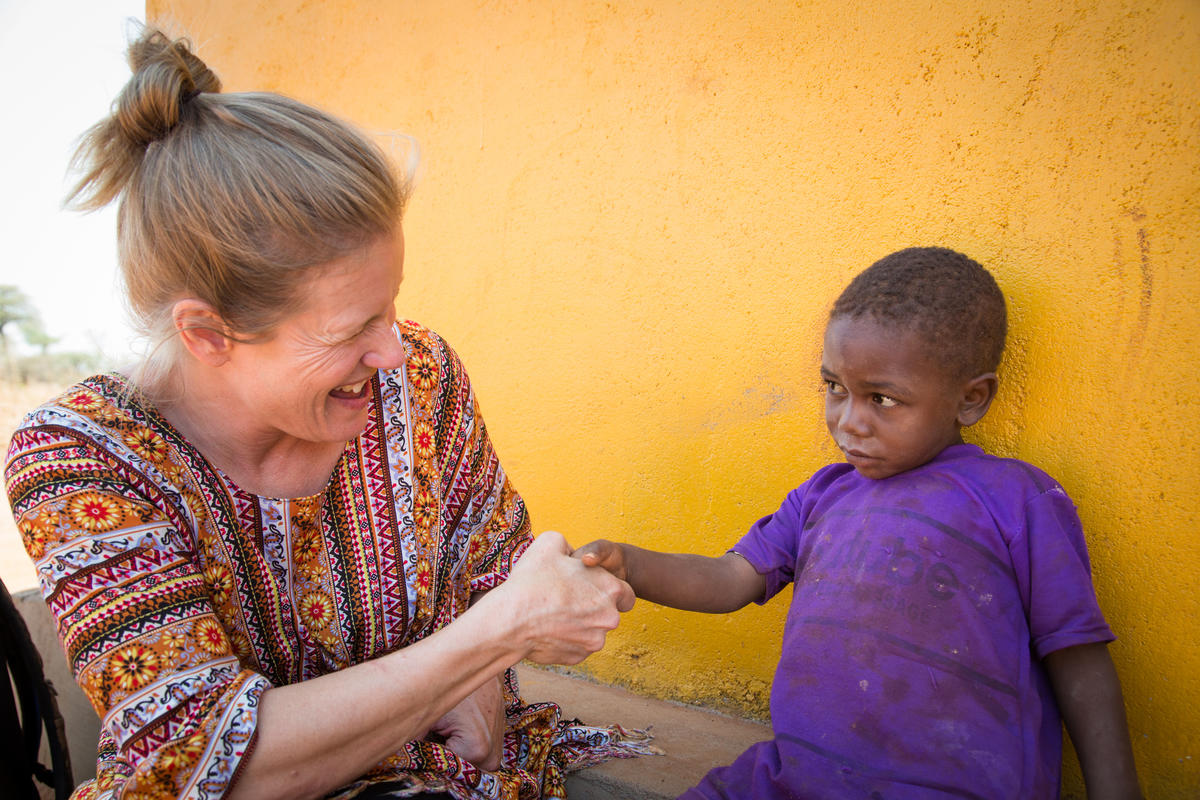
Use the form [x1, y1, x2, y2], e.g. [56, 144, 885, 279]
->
[683, 444, 1113, 800]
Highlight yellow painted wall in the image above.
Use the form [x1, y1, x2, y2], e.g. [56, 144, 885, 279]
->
[147, 1, 1199, 795]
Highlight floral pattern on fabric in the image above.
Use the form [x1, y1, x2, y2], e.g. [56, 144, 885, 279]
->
[4, 322, 653, 800]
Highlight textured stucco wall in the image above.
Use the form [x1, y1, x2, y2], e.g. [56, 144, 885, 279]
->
[148, 1, 1200, 795]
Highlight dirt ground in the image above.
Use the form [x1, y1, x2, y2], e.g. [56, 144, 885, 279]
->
[1, 379, 68, 593]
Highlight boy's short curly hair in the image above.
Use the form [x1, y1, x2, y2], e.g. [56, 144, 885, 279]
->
[831, 247, 1007, 378]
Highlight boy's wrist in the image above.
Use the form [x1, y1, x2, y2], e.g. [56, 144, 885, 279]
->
[616, 542, 635, 587]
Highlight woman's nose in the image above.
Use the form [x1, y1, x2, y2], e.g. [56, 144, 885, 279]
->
[362, 323, 406, 371]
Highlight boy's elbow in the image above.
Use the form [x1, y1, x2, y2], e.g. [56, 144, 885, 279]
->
[722, 553, 768, 610]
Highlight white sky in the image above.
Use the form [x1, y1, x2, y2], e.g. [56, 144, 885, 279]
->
[0, 0, 145, 362]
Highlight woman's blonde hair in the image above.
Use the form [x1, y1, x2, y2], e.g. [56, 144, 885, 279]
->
[68, 26, 414, 396]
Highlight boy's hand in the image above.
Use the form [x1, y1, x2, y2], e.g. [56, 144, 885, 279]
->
[574, 540, 763, 613]
[573, 539, 628, 581]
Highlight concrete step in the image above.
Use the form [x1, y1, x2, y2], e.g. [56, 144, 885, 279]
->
[515, 664, 770, 800]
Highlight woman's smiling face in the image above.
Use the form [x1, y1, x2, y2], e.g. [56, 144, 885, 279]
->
[222, 231, 407, 448]
[821, 314, 968, 480]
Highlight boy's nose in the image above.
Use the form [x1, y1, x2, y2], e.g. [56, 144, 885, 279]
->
[836, 399, 871, 438]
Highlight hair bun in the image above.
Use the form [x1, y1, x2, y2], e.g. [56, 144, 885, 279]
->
[117, 29, 221, 147]
[67, 27, 223, 211]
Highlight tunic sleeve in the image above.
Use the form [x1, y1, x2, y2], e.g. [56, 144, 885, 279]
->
[4, 391, 270, 800]
[400, 323, 531, 596]
[459, 391, 531, 593]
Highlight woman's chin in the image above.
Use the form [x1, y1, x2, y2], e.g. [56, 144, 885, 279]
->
[320, 394, 372, 440]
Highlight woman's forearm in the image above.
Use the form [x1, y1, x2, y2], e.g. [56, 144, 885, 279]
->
[227, 602, 524, 800]
[225, 530, 630, 800]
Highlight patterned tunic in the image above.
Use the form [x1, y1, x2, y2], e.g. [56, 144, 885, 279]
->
[4, 322, 649, 800]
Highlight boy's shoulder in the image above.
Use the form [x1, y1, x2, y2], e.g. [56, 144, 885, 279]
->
[787, 446, 1078, 546]
[797, 445, 1068, 503]
[934, 444, 1067, 498]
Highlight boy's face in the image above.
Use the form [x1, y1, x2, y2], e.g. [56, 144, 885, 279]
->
[821, 315, 967, 480]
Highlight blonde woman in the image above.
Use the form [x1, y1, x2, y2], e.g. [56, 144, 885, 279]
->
[4, 28, 643, 800]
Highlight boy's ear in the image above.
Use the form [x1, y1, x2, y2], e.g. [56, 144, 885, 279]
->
[172, 299, 235, 366]
[957, 372, 999, 427]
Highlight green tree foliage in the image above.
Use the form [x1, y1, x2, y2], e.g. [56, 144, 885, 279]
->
[18, 317, 57, 355]
[0, 285, 106, 383]
[0, 285, 37, 354]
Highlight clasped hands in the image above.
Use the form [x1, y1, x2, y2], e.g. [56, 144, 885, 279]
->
[425, 531, 633, 771]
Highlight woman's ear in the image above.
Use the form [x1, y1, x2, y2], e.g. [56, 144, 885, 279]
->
[172, 299, 234, 366]
[957, 372, 999, 427]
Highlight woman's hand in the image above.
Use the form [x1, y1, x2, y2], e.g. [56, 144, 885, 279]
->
[425, 535, 636, 768]
[427, 675, 506, 771]
[482, 530, 635, 665]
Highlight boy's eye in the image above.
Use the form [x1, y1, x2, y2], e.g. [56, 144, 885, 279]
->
[824, 380, 846, 396]
[872, 394, 899, 407]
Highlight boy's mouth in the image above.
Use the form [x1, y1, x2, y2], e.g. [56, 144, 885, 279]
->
[836, 440, 871, 458]
[841, 446, 881, 467]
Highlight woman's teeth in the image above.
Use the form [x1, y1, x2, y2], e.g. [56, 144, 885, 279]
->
[333, 380, 367, 397]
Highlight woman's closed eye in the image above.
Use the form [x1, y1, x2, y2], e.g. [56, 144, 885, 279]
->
[345, 315, 389, 343]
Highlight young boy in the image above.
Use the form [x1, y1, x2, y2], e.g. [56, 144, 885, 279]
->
[576, 248, 1142, 799]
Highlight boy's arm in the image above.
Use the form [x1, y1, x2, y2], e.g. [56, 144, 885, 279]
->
[576, 540, 766, 613]
[1043, 642, 1143, 800]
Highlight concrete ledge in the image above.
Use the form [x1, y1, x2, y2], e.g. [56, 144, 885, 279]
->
[516, 664, 770, 799]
